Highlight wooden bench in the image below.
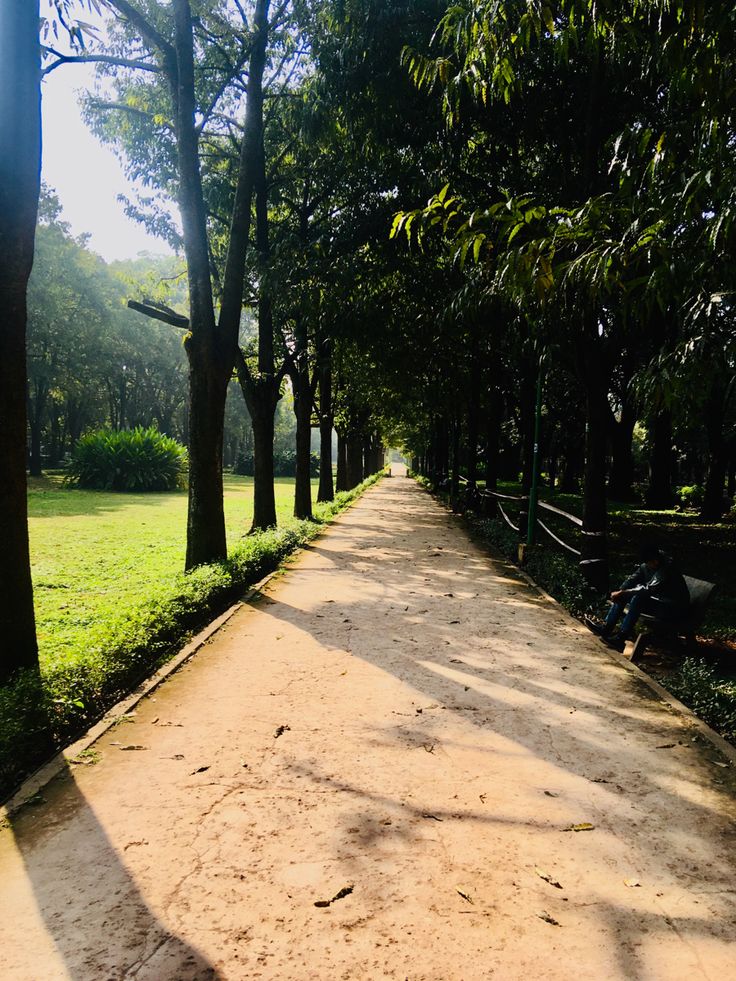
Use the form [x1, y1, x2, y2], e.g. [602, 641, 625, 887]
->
[629, 576, 717, 664]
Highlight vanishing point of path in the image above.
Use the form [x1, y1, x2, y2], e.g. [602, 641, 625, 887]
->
[2, 469, 735, 980]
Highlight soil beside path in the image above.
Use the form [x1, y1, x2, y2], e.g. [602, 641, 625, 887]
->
[2, 468, 735, 981]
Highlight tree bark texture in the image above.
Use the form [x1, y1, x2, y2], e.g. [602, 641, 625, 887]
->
[346, 434, 363, 489]
[580, 375, 610, 592]
[185, 354, 228, 567]
[701, 383, 729, 521]
[645, 408, 674, 508]
[336, 430, 348, 491]
[317, 339, 334, 502]
[608, 399, 637, 501]
[0, 0, 41, 682]
[292, 375, 313, 520]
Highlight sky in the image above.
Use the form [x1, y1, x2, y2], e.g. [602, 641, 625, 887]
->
[41, 59, 175, 263]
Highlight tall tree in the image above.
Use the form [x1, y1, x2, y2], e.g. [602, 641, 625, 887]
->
[0, 1, 42, 683]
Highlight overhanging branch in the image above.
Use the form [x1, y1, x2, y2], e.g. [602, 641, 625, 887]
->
[127, 300, 190, 329]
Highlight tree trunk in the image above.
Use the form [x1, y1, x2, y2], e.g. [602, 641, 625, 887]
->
[608, 399, 637, 501]
[484, 389, 501, 491]
[317, 339, 334, 502]
[0, 0, 40, 682]
[580, 353, 609, 592]
[238, 370, 280, 531]
[701, 384, 728, 521]
[346, 434, 363, 489]
[727, 438, 736, 500]
[292, 375, 313, 520]
[362, 435, 372, 480]
[27, 378, 48, 478]
[467, 330, 481, 485]
[646, 408, 674, 508]
[336, 430, 348, 491]
[185, 357, 228, 566]
[450, 417, 461, 502]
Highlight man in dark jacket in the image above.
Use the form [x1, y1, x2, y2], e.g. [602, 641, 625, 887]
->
[586, 545, 690, 651]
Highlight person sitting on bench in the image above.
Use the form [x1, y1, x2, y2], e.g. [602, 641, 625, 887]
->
[586, 545, 690, 652]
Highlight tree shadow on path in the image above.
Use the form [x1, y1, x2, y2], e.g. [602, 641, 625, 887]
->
[7, 764, 220, 981]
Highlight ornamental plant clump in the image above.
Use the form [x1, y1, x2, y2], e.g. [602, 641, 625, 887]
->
[67, 427, 188, 492]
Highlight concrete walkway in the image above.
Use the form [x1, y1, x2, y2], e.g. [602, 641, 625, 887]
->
[1, 469, 735, 980]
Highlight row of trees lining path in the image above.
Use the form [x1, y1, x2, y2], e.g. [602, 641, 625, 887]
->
[2, 0, 735, 684]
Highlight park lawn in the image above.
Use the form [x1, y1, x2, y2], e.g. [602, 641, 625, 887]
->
[28, 474, 318, 673]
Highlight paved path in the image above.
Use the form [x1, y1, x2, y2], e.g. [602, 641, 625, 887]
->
[2, 470, 735, 980]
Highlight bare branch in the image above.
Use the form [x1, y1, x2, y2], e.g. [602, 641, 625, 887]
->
[42, 48, 160, 76]
[89, 99, 174, 131]
[102, 0, 177, 74]
[128, 299, 189, 329]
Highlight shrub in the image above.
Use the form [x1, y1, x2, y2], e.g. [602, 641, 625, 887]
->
[676, 484, 705, 510]
[233, 449, 319, 478]
[67, 427, 188, 492]
[664, 659, 736, 743]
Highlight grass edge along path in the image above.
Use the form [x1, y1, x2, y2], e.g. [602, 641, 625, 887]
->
[0, 472, 385, 799]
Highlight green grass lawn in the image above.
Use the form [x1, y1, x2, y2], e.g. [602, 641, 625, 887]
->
[28, 474, 318, 672]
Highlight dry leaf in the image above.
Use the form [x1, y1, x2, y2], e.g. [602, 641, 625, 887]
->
[538, 911, 561, 926]
[456, 888, 473, 904]
[535, 867, 563, 889]
[563, 822, 594, 832]
[119, 745, 147, 751]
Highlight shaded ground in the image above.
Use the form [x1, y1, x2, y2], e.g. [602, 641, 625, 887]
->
[2, 467, 735, 980]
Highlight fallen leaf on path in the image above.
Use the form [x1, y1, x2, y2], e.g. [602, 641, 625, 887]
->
[191, 766, 210, 774]
[151, 717, 159, 724]
[449, 658, 464, 664]
[544, 791, 559, 798]
[624, 878, 642, 888]
[422, 813, 443, 821]
[274, 725, 291, 739]
[456, 888, 474, 904]
[656, 744, 676, 749]
[535, 868, 563, 889]
[119, 745, 147, 751]
[444, 593, 454, 597]
[449, 620, 460, 624]
[711, 760, 729, 768]
[314, 884, 354, 908]
[562, 823, 595, 832]
[538, 911, 561, 926]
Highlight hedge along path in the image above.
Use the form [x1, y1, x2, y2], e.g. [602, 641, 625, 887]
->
[1, 466, 735, 981]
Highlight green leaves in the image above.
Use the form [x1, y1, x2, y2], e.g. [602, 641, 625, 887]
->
[67, 427, 188, 492]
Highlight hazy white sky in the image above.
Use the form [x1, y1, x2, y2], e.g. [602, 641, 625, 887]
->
[41, 60, 175, 262]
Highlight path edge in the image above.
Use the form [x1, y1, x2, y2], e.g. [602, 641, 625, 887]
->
[2, 478, 384, 820]
[423, 483, 736, 768]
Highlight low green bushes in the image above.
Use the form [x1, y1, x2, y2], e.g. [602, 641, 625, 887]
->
[1, 473, 383, 799]
[233, 449, 319, 478]
[67, 426, 188, 491]
[663, 659, 736, 744]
